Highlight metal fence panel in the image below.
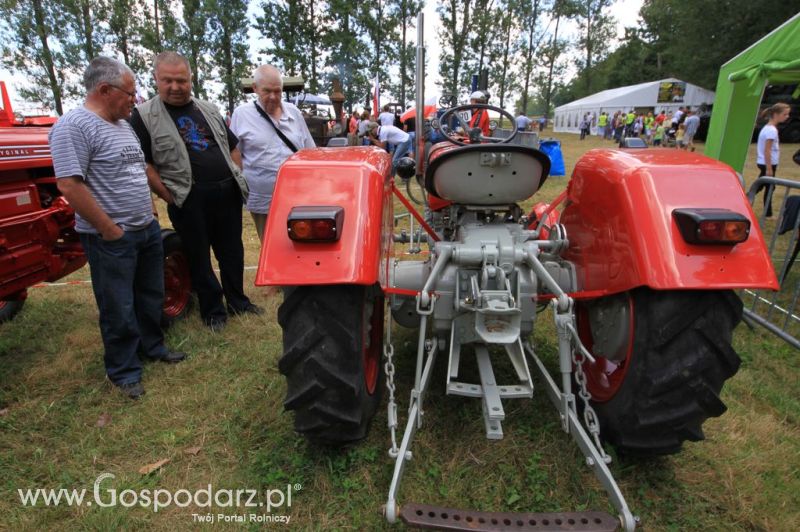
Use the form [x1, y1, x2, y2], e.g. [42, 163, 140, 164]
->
[745, 176, 800, 349]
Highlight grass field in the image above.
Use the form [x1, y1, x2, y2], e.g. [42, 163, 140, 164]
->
[1, 132, 798, 531]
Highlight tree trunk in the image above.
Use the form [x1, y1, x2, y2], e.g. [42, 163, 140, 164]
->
[451, 0, 471, 95]
[223, 25, 234, 114]
[31, 0, 62, 115]
[154, 0, 161, 50]
[400, 4, 407, 107]
[521, 0, 539, 113]
[544, 8, 560, 116]
[82, 0, 95, 59]
[498, 10, 511, 108]
[308, 0, 318, 93]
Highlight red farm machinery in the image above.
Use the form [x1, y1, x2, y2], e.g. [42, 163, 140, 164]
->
[0, 82, 191, 324]
[253, 13, 778, 531]
[255, 13, 777, 531]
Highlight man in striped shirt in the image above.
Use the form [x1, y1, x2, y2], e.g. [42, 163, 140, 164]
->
[49, 57, 185, 400]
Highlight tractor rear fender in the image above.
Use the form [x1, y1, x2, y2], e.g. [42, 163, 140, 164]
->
[561, 148, 778, 294]
[255, 147, 394, 287]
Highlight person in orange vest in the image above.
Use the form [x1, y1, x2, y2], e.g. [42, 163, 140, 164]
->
[468, 91, 490, 137]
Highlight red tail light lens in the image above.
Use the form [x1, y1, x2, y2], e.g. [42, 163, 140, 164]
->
[287, 206, 344, 242]
[673, 208, 750, 245]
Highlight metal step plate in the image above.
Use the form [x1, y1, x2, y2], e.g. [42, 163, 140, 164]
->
[400, 503, 619, 531]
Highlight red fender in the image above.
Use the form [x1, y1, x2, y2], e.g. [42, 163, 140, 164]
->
[561, 148, 778, 295]
[255, 147, 394, 287]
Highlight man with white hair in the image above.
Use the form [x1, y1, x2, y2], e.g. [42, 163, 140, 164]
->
[49, 57, 185, 400]
[229, 64, 315, 242]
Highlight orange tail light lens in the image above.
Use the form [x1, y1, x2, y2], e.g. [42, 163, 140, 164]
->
[673, 208, 750, 245]
[287, 206, 344, 242]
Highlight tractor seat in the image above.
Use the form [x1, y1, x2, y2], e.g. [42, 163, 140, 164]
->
[424, 143, 551, 205]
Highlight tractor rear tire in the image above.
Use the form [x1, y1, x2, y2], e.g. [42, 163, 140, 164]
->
[580, 288, 742, 456]
[161, 230, 193, 327]
[0, 296, 25, 323]
[277, 284, 384, 446]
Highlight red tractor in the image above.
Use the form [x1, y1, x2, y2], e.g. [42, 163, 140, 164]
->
[0, 82, 192, 324]
[253, 17, 777, 530]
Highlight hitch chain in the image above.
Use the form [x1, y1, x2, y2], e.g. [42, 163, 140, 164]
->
[571, 335, 612, 465]
[384, 308, 400, 458]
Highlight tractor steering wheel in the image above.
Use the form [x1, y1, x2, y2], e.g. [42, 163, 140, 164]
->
[437, 104, 519, 146]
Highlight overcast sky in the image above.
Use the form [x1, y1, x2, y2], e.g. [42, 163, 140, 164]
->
[1, 0, 644, 113]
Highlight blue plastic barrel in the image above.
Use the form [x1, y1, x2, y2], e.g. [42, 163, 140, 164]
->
[539, 139, 566, 176]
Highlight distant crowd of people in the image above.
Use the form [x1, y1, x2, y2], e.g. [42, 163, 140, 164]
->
[577, 107, 703, 151]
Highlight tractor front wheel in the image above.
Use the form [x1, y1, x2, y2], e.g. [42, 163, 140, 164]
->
[277, 284, 384, 445]
[577, 288, 742, 456]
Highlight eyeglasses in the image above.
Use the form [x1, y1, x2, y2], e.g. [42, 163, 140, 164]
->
[109, 84, 137, 99]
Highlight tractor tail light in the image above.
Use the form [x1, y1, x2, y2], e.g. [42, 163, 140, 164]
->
[287, 206, 344, 242]
[673, 208, 750, 245]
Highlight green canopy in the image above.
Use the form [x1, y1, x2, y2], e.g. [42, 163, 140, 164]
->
[704, 13, 800, 172]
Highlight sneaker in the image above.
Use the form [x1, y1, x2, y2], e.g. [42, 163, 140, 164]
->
[207, 318, 227, 333]
[228, 303, 264, 316]
[117, 381, 145, 400]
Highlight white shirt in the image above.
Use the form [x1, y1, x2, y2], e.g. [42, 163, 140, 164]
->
[683, 114, 700, 137]
[515, 115, 532, 129]
[357, 119, 369, 136]
[230, 100, 315, 214]
[757, 124, 780, 166]
[672, 109, 684, 123]
[378, 111, 395, 126]
[378, 125, 409, 144]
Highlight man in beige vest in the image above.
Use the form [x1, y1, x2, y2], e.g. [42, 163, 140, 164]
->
[130, 52, 262, 332]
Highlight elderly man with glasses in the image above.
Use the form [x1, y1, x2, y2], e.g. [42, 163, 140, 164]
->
[49, 57, 186, 400]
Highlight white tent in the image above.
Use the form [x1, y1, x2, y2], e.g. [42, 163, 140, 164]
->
[553, 78, 715, 134]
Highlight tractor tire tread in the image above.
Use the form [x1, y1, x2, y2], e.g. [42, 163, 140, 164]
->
[594, 288, 742, 457]
[278, 285, 383, 446]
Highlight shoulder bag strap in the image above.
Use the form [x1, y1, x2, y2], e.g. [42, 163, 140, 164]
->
[253, 102, 298, 153]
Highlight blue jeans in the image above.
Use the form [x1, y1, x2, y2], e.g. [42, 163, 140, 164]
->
[392, 136, 414, 173]
[80, 219, 168, 385]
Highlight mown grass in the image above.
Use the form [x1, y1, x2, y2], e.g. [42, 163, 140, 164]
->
[0, 133, 798, 531]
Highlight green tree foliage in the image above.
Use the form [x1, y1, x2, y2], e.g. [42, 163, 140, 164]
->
[207, 0, 250, 114]
[60, 0, 106, 65]
[437, 0, 473, 96]
[0, 0, 71, 114]
[637, 0, 799, 90]
[563, 0, 615, 93]
[107, 0, 149, 75]
[254, 0, 325, 93]
[556, 0, 798, 107]
[356, 0, 400, 104]
[516, 0, 544, 112]
[140, 0, 183, 53]
[463, 0, 497, 91]
[491, 0, 524, 109]
[393, 0, 424, 107]
[180, 0, 210, 99]
[323, 0, 366, 110]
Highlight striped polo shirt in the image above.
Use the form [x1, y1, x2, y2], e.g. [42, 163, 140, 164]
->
[49, 107, 153, 234]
